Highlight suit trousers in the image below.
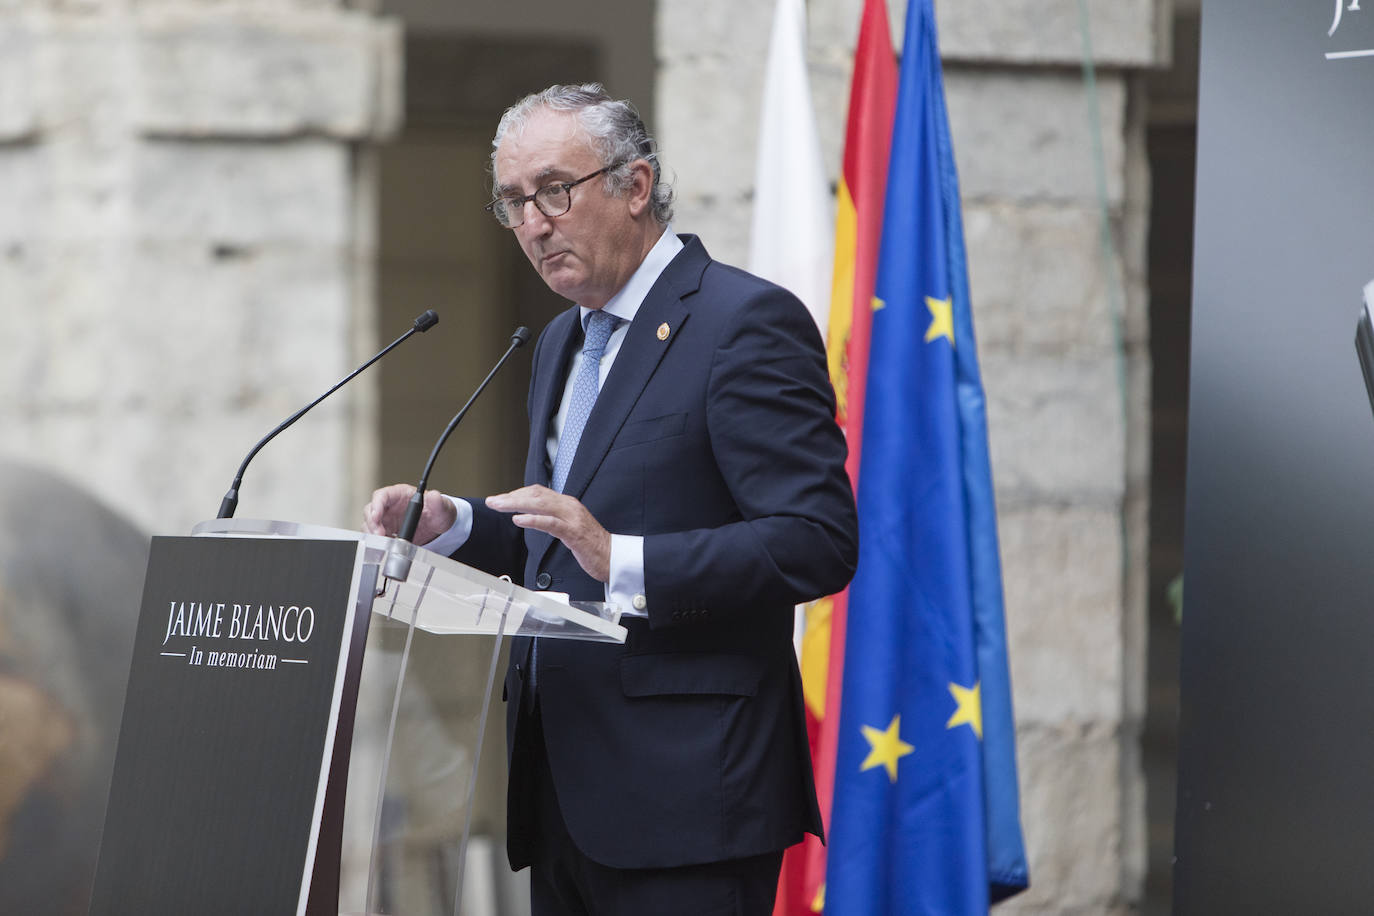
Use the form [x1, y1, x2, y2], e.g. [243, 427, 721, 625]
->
[523, 703, 784, 916]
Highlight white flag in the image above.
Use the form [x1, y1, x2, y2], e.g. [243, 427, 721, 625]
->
[749, 0, 834, 334]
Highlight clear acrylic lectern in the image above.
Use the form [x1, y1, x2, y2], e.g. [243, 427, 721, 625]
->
[190, 518, 626, 916]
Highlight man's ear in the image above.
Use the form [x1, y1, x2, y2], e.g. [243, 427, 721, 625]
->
[626, 159, 655, 217]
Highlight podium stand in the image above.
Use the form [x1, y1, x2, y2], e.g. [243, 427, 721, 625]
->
[89, 518, 625, 916]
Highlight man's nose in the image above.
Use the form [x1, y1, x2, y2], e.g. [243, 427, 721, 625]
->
[518, 199, 553, 235]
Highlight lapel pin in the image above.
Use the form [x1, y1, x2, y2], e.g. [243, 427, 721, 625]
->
[657, 322, 670, 341]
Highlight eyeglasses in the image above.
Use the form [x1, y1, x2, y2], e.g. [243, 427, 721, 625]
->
[485, 164, 619, 229]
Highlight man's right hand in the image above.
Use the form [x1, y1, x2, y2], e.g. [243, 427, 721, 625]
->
[362, 484, 457, 546]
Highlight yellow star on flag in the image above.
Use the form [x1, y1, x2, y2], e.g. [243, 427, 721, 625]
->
[925, 295, 954, 345]
[872, 294, 886, 312]
[859, 714, 915, 783]
[946, 681, 983, 739]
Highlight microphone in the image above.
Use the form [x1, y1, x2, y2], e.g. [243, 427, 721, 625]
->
[216, 309, 440, 520]
[384, 326, 532, 581]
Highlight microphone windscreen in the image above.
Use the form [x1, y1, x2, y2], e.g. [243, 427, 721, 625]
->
[414, 310, 440, 332]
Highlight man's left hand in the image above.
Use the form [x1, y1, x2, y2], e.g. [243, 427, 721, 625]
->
[486, 485, 611, 583]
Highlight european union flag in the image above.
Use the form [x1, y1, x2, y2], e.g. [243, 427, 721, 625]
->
[824, 1, 1030, 912]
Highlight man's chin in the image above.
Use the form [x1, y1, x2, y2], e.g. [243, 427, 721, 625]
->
[539, 267, 583, 301]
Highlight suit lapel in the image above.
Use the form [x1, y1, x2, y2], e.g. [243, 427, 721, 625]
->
[529, 236, 711, 570]
[559, 298, 686, 502]
[560, 236, 710, 502]
[526, 308, 581, 487]
[524, 308, 581, 565]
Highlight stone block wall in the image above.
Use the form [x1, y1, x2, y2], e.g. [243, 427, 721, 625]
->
[658, 0, 1165, 910]
[0, 0, 1166, 907]
[0, 2, 400, 536]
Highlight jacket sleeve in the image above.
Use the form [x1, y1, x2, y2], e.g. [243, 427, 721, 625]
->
[642, 286, 859, 625]
[451, 499, 527, 581]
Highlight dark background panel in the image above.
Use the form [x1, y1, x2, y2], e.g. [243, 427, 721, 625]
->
[1178, 1, 1374, 912]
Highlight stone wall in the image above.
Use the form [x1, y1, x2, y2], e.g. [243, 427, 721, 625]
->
[0, 0, 1167, 908]
[657, 0, 1166, 910]
[0, 1, 400, 536]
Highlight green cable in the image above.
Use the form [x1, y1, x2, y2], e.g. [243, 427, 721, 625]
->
[1076, 0, 1131, 422]
[1076, 0, 1144, 623]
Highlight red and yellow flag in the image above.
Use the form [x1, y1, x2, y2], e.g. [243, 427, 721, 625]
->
[775, 0, 897, 912]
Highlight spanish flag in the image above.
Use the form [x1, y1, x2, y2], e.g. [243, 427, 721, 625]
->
[826, 0, 1029, 910]
[774, 0, 896, 912]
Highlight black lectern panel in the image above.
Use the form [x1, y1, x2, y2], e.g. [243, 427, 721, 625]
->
[90, 537, 361, 915]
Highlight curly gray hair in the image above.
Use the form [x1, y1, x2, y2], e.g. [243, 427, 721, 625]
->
[491, 83, 675, 226]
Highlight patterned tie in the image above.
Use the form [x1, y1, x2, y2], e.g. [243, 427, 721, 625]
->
[551, 308, 618, 493]
[530, 309, 617, 707]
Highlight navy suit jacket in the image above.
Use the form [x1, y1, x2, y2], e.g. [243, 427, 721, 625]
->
[453, 235, 858, 870]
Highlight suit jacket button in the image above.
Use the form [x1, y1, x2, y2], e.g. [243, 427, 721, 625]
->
[535, 572, 552, 589]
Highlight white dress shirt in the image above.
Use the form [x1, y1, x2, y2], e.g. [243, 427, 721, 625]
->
[425, 228, 685, 617]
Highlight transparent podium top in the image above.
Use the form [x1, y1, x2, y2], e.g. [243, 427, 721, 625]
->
[192, 517, 626, 645]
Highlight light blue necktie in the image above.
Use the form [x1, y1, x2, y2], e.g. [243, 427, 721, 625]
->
[551, 309, 618, 493]
[530, 308, 618, 705]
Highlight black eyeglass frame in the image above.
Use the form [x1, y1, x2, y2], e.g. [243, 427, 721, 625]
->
[484, 163, 622, 229]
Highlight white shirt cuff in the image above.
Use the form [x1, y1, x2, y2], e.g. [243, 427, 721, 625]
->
[607, 533, 647, 617]
[422, 494, 474, 556]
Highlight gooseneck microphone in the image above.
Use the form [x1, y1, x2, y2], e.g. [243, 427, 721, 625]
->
[384, 326, 531, 581]
[216, 309, 440, 520]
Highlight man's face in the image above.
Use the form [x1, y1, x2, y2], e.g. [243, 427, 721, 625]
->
[493, 108, 644, 309]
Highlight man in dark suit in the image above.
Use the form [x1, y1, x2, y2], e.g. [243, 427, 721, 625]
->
[364, 83, 857, 915]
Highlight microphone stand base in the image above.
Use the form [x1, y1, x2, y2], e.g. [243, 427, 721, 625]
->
[382, 538, 416, 583]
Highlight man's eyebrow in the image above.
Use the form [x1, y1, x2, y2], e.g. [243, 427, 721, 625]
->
[534, 165, 573, 183]
[495, 166, 574, 197]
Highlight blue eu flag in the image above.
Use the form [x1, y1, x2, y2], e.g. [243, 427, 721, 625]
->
[825, 1, 1030, 911]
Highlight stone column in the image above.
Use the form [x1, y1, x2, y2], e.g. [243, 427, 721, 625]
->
[0, 1, 400, 535]
[657, 0, 1167, 911]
